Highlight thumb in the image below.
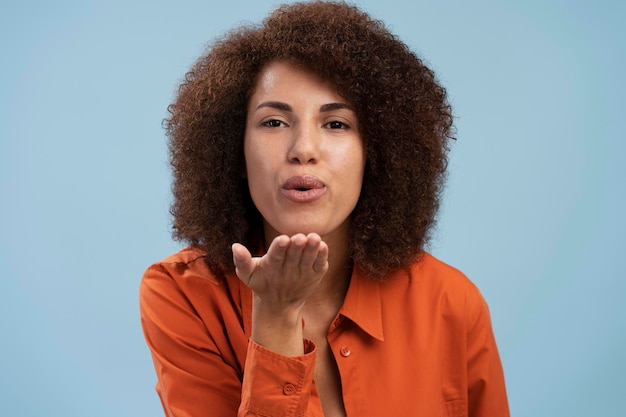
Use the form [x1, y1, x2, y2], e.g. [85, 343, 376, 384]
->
[231, 243, 255, 284]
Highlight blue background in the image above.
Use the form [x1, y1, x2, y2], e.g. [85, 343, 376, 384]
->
[1, 0, 624, 415]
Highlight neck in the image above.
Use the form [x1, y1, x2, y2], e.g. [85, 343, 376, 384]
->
[307, 233, 352, 308]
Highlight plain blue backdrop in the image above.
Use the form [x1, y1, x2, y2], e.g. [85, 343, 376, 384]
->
[1, 0, 624, 415]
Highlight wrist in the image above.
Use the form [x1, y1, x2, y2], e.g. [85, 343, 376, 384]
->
[251, 297, 305, 356]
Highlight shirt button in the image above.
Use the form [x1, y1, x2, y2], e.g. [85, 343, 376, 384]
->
[340, 346, 351, 357]
[283, 383, 296, 395]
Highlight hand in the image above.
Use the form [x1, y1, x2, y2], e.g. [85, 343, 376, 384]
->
[232, 233, 329, 311]
[232, 233, 329, 355]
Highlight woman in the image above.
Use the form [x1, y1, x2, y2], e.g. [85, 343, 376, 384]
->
[140, 1, 509, 416]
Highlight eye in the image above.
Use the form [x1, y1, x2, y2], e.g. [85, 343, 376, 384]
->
[262, 119, 286, 128]
[325, 120, 349, 129]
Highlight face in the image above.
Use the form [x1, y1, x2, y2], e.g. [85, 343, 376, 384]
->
[244, 61, 365, 243]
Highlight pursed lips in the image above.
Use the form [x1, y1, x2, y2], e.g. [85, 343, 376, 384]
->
[281, 175, 327, 202]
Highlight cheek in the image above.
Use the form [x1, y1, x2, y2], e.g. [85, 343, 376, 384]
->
[349, 146, 366, 195]
[245, 143, 274, 178]
[336, 143, 366, 180]
[243, 137, 262, 175]
[243, 140, 278, 200]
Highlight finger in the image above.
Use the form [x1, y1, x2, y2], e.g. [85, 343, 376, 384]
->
[299, 233, 322, 270]
[284, 233, 307, 269]
[232, 243, 255, 283]
[312, 240, 329, 274]
[265, 235, 290, 267]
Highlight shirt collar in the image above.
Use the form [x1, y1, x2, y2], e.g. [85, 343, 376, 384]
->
[338, 266, 385, 341]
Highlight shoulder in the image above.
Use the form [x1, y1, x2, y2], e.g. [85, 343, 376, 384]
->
[380, 252, 489, 324]
[384, 252, 481, 296]
[142, 246, 221, 286]
[139, 247, 232, 312]
[140, 247, 248, 331]
[159, 246, 207, 265]
[410, 252, 480, 293]
[417, 253, 491, 324]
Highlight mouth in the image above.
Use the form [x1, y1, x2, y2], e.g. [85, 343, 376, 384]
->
[281, 175, 326, 202]
[283, 175, 324, 190]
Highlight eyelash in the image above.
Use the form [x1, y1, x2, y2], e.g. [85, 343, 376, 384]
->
[262, 119, 285, 128]
[261, 120, 350, 129]
[325, 121, 349, 129]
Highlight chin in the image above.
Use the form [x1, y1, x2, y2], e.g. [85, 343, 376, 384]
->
[265, 220, 322, 238]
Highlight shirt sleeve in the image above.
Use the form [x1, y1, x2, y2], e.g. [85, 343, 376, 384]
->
[239, 339, 317, 416]
[139, 263, 319, 417]
[466, 290, 510, 417]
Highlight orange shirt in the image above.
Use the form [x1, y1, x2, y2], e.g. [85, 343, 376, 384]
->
[140, 247, 509, 416]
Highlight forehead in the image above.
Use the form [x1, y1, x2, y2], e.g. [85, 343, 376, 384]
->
[248, 61, 348, 105]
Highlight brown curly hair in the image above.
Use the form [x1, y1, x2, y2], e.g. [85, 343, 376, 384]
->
[166, 0, 454, 280]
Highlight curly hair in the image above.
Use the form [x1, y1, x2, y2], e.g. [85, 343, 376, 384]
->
[166, 0, 454, 280]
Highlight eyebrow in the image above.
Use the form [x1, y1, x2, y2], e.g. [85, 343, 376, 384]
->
[320, 102, 353, 112]
[255, 101, 354, 112]
[256, 101, 292, 111]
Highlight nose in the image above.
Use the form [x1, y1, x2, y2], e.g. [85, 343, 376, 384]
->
[287, 124, 320, 164]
